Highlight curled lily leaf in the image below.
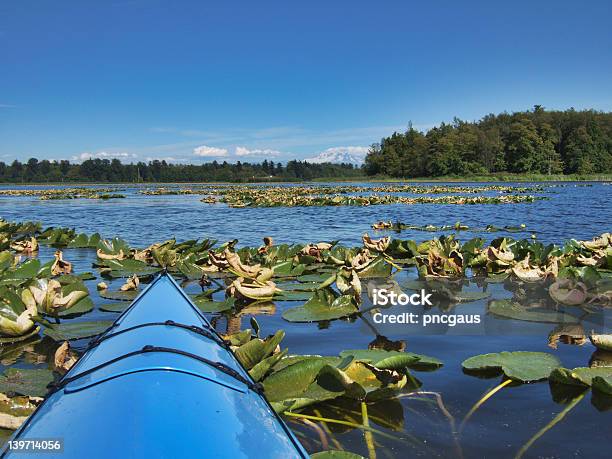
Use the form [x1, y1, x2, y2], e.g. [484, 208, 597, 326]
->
[371, 221, 392, 230]
[51, 250, 72, 276]
[589, 333, 612, 352]
[208, 250, 230, 270]
[97, 282, 108, 290]
[10, 237, 38, 255]
[0, 290, 37, 337]
[96, 238, 127, 260]
[257, 236, 274, 254]
[300, 243, 332, 262]
[227, 277, 281, 301]
[362, 233, 390, 252]
[548, 324, 587, 349]
[581, 233, 612, 251]
[26, 279, 88, 314]
[511, 253, 548, 282]
[351, 249, 374, 271]
[53, 341, 78, 374]
[225, 249, 262, 279]
[120, 274, 140, 292]
[549, 279, 588, 306]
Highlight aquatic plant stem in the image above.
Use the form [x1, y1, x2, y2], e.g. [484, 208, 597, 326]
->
[300, 418, 329, 450]
[282, 412, 398, 441]
[460, 379, 512, 431]
[398, 391, 463, 459]
[361, 402, 377, 459]
[514, 390, 587, 459]
[313, 409, 344, 451]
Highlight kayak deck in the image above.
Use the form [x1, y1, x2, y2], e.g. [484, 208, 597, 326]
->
[5, 273, 307, 458]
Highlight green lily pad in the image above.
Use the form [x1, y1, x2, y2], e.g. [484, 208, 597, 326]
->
[99, 302, 130, 313]
[101, 259, 161, 278]
[339, 349, 443, 370]
[43, 320, 113, 341]
[98, 289, 140, 301]
[274, 290, 314, 301]
[193, 296, 235, 313]
[462, 351, 561, 382]
[592, 376, 612, 395]
[0, 326, 40, 345]
[264, 356, 337, 403]
[357, 257, 392, 278]
[0, 368, 54, 397]
[488, 300, 580, 324]
[282, 290, 358, 323]
[549, 367, 612, 387]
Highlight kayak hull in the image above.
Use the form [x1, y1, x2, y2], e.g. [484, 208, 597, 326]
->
[4, 273, 307, 458]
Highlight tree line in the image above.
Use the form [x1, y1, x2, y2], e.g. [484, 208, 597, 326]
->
[0, 159, 362, 183]
[364, 106, 612, 177]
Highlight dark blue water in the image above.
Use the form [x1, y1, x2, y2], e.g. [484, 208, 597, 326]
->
[0, 182, 611, 458]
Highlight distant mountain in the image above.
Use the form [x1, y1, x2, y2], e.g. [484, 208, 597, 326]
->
[304, 147, 367, 166]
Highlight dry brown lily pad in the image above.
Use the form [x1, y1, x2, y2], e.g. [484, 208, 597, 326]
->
[226, 277, 281, 301]
[120, 274, 140, 291]
[548, 324, 587, 349]
[362, 233, 390, 252]
[258, 236, 274, 254]
[371, 221, 392, 230]
[549, 279, 588, 305]
[10, 237, 39, 255]
[51, 250, 72, 275]
[53, 341, 78, 374]
[0, 392, 42, 430]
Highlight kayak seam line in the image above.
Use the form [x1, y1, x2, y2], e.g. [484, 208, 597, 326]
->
[85, 320, 231, 352]
[48, 345, 264, 395]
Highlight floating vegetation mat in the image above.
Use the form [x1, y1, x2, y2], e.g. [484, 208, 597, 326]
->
[202, 187, 546, 207]
[0, 217, 610, 457]
[0, 188, 125, 200]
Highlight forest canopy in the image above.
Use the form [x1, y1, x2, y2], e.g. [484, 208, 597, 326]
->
[0, 159, 361, 183]
[364, 106, 612, 177]
[2, 107, 610, 183]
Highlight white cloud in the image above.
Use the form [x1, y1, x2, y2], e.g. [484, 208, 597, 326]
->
[235, 146, 282, 157]
[193, 145, 228, 157]
[71, 151, 136, 161]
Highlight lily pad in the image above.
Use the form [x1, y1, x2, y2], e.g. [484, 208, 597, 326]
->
[193, 296, 235, 313]
[462, 351, 561, 382]
[592, 376, 612, 395]
[43, 320, 113, 341]
[339, 349, 443, 371]
[273, 290, 314, 301]
[99, 302, 130, 313]
[590, 333, 612, 352]
[549, 367, 612, 387]
[488, 300, 579, 324]
[282, 291, 358, 323]
[98, 289, 140, 301]
[0, 368, 54, 397]
[0, 326, 40, 345]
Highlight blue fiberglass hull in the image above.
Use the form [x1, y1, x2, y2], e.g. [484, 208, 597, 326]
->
[3, 273, 307, 458]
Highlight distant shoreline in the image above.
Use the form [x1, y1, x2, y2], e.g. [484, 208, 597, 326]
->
[0, 173, 610, 186]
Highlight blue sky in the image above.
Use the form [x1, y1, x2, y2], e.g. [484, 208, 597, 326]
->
[1, 0, 611, 164]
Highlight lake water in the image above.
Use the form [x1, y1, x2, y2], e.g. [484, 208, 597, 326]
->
[0, 182, 611, 458]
